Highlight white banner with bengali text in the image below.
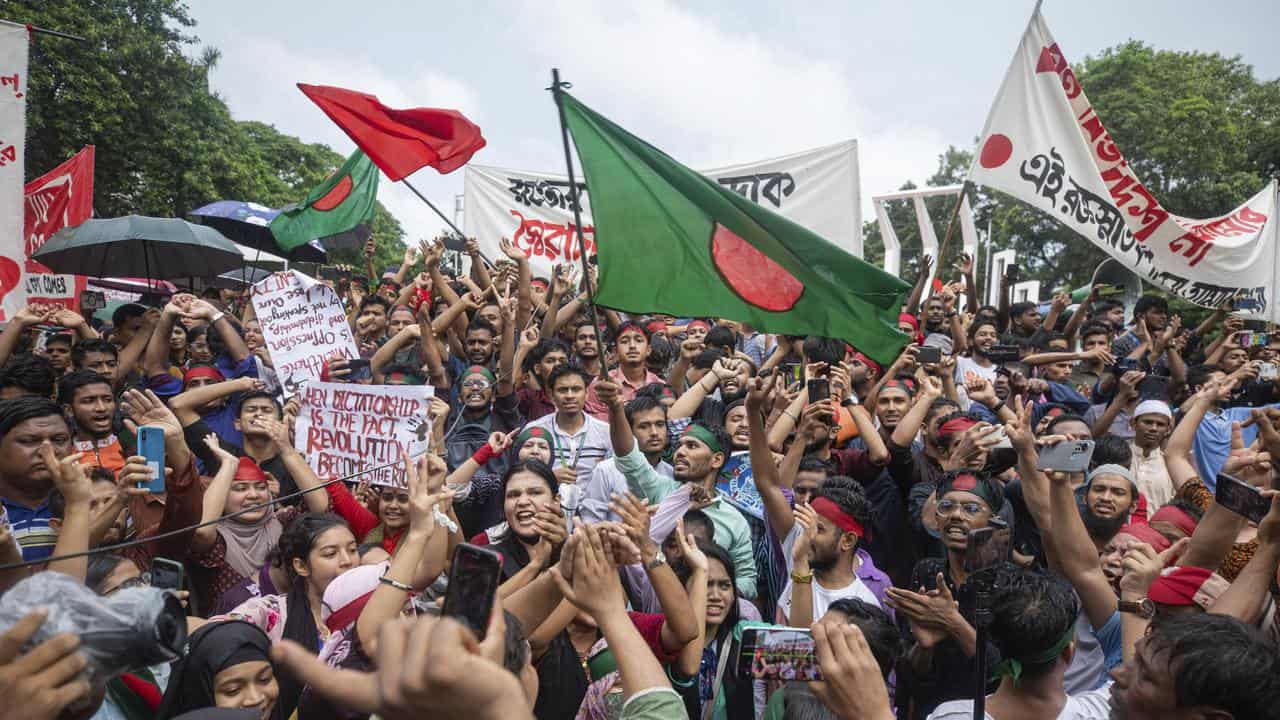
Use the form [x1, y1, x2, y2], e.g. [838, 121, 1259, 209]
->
[464, 140, 861, 278]
[969, 11, 1280, 318]
[250, 271, 359, 395]
[0, 22, 28, 322]
[294, 382, 433, 488]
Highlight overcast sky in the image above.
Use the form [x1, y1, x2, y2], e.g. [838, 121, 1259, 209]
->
[185, 0, 1279, 245]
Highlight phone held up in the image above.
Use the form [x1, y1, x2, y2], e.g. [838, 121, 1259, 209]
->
[738, 627, 821, 681]
[963, 518, 1011, 574]
[1036, 439, 1096, 474]
[442, 543, 503, 640]
[150, 557, 185, 591]
[136, 425, 166, 494]
[806, 377, 830, 404]
[1215, 473, 1272, 524]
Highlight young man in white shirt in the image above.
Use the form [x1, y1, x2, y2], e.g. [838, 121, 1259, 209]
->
[525, 363, 613, 485]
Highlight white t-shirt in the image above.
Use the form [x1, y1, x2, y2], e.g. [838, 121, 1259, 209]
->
[955, 355, 999, 385]
[927, 684, 1112, 719]
[776, 523, 882, 623]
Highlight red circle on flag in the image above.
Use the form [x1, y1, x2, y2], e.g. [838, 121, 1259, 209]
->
[312, 175, 353, 211]
[710, 223, 803, 312]
[979, 134, 1013, 169]
[0, 256, 20, 309]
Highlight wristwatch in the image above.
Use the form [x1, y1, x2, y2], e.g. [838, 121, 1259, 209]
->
[1118, 598, 1155, 619]
[644, 551, 667, 571]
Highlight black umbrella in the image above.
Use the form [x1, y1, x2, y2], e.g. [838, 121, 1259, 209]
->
[188, 200, 327, 263]
[209, 266, 274, 289]
[35, 215, 244, 280]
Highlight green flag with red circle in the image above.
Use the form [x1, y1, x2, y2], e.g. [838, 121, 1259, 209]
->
[559, 92, 910, 365]
[270, 149, 378, 252]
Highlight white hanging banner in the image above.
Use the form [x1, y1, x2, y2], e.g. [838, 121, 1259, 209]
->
[464, 139, 861, 277]
[969, 11, 1280, 318]
[0, 22, 28, 322]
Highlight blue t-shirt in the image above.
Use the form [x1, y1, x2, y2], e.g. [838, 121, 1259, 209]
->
[1192, 404, 1280, 491]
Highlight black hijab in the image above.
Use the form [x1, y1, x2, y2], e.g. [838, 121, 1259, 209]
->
[157, 620, 276, 720]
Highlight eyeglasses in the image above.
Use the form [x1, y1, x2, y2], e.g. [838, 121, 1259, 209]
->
[935, 499, 987, 518]
[106, 572, 151, 595]
[461, 379, 492, 390]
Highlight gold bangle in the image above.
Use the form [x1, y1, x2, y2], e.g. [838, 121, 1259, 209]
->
[790, 569, 814, 584]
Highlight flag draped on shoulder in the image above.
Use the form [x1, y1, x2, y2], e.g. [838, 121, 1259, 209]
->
[297, 83, 486, 180]
[270, 149, 378, 252]
[968, 10, 1280, 318]
[557, 91, 908, 365]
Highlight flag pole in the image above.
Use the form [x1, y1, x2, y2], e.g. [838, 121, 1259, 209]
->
[934, 179, 973, 282]
[549, 68, 608, 380]
[399, 177, 496, 269]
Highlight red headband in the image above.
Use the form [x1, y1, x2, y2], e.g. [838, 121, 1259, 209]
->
[1149, 505, 1198, 537]
[1118, 523, 1171, 553]
[938, 416, 979, 437]
[1148, 566, 1213, 607]
[615, 323, 646, 340]
[850, 351, 883, 376]
[811, 497, 865, 539]
[687, 320, 710, 331]
[183, 366, 225, 386]
[234, 456, 268, 483]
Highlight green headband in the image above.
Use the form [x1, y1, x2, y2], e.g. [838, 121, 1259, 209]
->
[514, 426, 560, 458]
[991, 624, 1075, 687]
[682, 424, 723, 455]
[465, 365, 496, 384]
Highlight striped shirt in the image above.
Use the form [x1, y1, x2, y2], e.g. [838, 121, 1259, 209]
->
[3, 497, 55, 562]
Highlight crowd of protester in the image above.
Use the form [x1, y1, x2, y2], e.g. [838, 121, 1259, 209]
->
[0, 236, 1278, 720]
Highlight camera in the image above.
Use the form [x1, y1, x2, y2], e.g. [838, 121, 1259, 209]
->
[0, 572, 187, 688]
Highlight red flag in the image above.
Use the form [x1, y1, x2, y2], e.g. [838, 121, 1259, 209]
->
[297, 84, 485, 181]
[24, 146, 94, 310]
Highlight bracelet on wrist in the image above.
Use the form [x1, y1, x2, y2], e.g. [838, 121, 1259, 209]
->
[790, 569, 814, 584]
[209, 311, 226, 324]
[379, 574, 414, 592]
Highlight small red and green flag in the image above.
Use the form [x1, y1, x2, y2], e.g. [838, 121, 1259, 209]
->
[559, 92, 910, 365]
[270, 149, 378, 252]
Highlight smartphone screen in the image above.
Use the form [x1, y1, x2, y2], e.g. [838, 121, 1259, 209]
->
[150, 557, 184, 590]
[916, 346, 942, 364]
[442, 543, 503, 640]
[1215, 473, 1270, 524]
[737, 628, 821, 681]
[806, 378, 830, 404]
[963, 519, 1011, 573]
[137, 426, 166, 493]
[780, 362, 803, 388]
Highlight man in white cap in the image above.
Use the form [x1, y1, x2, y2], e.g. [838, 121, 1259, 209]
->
[1129, 398, 1174, 509]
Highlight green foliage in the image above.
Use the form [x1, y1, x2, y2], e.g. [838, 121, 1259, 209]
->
[11, 0, 405, 267]
[865, 40, 1280, 298]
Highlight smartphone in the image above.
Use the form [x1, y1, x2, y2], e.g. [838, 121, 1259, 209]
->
[150, 557, 185, 591]
[916, 345, 942, 364]
[1215, 473, 1271, 523]
[1004, 264, 1021, 283]
[738, 627, 821, 681]
[343, 357, 372, 382]
[1113, 357, 1141, 374]
[442, 543, 503, 640]
[1036, 439, 1096, 473]
[807, 378, 830, 404]
[988, 425, 1012, 449]
[1136, 374, 1170, 400]
[780, 362, 803, 388]
[987, 345, 1020, 363]
[963, 519, 1011, 573]
[319, 265, 341, 281]
[137, 425, 166, 493]
[79, 290, 106, 311]
[1260, 362, 1278, 381]
[442, 233, 468, 252]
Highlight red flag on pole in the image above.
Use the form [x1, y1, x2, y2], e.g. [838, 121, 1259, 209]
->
[24, 145, 94, 310]
[297, 84, 486, 181]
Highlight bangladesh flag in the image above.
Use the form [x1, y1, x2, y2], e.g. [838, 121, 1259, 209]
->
[270, 149, 378, 252]
[559, 93, 910, 365]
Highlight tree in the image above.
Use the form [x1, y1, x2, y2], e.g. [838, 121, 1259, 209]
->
[12, 0, 405, 268]
[866, 41, 1280, 297]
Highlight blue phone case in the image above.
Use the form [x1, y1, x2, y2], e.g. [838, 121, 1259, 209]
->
[137, 425, 166, 493]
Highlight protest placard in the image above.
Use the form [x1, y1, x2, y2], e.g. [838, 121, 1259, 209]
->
[250, 270, 358, 395]
[294, 381, 434, 488]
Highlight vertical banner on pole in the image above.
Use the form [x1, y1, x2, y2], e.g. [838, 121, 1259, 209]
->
[24, 146, 95, 311]
[0, 22, 28, 322]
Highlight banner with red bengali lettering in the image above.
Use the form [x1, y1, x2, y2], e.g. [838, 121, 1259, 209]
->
[969, 11, 1280, 318]
[24, 146, 94, 311]
[463, 140, 861, 278]
[0, 21, 27, 322]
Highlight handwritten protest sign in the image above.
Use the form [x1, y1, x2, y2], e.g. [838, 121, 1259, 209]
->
[294, 381, 434, 488]
[251, 270, 358, 395]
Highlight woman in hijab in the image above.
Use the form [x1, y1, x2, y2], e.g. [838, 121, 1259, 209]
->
[217, 512, 358, 720]
[294, 563, 385, 720]
[157, 620, 278, 720]
[448, 425, 573, 538]
[189, 437, 301, 614]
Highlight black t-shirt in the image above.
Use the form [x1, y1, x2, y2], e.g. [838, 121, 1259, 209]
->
[182, 418, 301, 506]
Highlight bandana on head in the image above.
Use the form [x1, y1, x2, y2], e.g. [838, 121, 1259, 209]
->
[811, 496, 866, 539]
[687, 319, 710, 332]
[465, 365, 496, 384]
[645, 319, 668, 335]
[937, 471, 1004, 513]
[1148, 566, 1230, 610]
[899, 313, 924, 343]
[881, 377, 916, 398]
[183, 366, 225, 386]
[938, 416, 979, 438]
[850, 351, 883, 377]
[514, 426, 560, 459]
[234, 456, 268, 483]
[1117, 523, 1171, 553]
[682, 424, 723, 455]
[1149, 505, 1197, 537]
[615, 322, 647, 341]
